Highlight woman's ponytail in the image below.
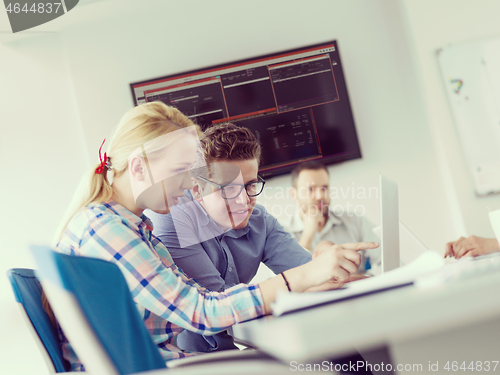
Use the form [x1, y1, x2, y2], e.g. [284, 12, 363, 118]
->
[52, 102, 200, 245]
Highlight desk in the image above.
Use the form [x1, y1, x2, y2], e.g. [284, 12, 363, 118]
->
[232, 268, 500, 372]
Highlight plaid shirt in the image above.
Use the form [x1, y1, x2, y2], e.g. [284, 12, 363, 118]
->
[56, 201, 265, 371]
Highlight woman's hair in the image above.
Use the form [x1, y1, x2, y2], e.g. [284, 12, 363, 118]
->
[53, 102, 199, 244]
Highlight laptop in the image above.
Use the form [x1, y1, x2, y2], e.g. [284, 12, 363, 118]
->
[378, 174, 433, 273]
[379, 174, 401, 273]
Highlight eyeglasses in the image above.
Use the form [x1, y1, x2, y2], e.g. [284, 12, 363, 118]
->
[197, 175, 266, 200]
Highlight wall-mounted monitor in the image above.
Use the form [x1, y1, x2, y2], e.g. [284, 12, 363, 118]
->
[130, 40, 361, 178]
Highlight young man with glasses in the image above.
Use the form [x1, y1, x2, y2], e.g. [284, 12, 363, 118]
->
[149, 124, 314, 294]
[148, 123, 377, 353]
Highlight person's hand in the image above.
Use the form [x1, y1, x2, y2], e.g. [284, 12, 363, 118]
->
[298, 205, 327, 250]
[444, 235, 500, 259]
[303, 262, 372, 292]
[300, 204, 326, 235]
[344, 274, 370, 283]
[313, 240, 379, 260]
[303, 279, 345, 292]
[305, 242, 379, 289]
[258, 243, 377, 312]
[312, 240, 336, 259]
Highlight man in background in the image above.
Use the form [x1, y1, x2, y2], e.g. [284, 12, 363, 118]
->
[286, 161, 380, 273]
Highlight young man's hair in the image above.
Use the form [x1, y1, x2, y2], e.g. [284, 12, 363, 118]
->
[291, 160, 329, 188]
[201, 122, 261, 164]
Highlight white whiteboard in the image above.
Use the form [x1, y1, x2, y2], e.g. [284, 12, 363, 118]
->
[437, 36, 500, 196]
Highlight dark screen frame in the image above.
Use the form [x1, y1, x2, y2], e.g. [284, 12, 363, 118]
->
[130, 40, 362, 179]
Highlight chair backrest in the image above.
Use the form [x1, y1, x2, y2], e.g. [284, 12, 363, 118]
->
[7, 268, 69, 373]
[31, 245, 167, 375]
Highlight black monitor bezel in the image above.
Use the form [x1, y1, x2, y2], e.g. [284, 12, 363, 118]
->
[130, 40, 362, 179]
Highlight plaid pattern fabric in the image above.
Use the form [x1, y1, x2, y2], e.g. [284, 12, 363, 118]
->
[56, 201, 265, 371]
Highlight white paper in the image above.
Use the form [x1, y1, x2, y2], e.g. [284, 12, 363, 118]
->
[272, 251, 445, 316]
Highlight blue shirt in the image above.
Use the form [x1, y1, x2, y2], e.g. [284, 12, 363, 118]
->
[148, 194, 312, 292]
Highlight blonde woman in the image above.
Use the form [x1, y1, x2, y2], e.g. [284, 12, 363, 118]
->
[53, 102, 375, 370]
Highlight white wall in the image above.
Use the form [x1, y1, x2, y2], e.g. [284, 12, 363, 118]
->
[0, 35, 88, 373]
[1, 0, 497, 373]
[403, 0, 500, 238]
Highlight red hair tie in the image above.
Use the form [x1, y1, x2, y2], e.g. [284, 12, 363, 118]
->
[95, 139, 107, 174]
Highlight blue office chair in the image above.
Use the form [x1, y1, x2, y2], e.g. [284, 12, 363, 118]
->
[32, 246, 166, 375]
[7, 268, 70, 373]
[31, 246, 295, 375]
